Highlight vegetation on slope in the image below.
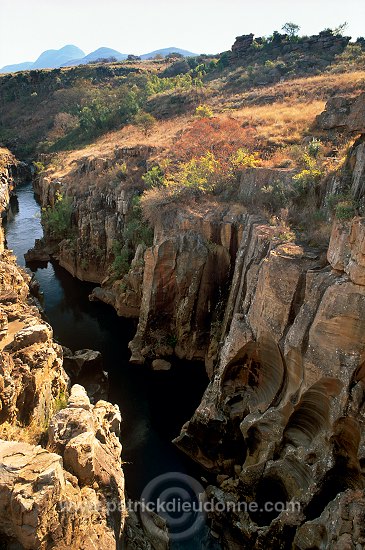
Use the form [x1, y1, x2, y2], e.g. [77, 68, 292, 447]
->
[1, 24, 364, 259]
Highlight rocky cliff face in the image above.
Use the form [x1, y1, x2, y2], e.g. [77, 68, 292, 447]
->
[170, 99, 365, 548]
[0, 386, 125, 549]
[34, 150, 247, 365]
[33, 147, 154, 317]
[33, 95, 365, 377]
[318, 92, 365, 202]
[0, 149, 30, 219]
[129, 202, 246, 365]
[0, 151, 127, 549]
[227, 29, 350, 67]
[172, 216, 365, 547]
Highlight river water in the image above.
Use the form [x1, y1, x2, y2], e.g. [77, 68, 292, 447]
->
[4, 183, 211, 519]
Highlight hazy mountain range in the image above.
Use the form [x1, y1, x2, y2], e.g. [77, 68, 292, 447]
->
[0, 45, 198, 74]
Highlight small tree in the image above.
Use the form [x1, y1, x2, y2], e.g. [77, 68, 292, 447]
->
[42, 192, 74, 240]
[127, 54, 141, 61]
[134, 111, 156, 136]
[50, 112, 79, 139]
[282, 22, 301, 38]
[165, 52, 184, 60]
[333, 22, 348, 36]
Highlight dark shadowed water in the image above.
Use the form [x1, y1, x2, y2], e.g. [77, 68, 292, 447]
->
[4, 183, 217, 548]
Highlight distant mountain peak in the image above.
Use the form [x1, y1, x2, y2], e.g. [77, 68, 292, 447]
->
[0, 44, 199, 74]
[140, 47, 197, 59]
[32, 45, 85, 70]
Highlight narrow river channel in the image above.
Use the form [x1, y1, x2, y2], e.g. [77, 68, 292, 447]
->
[5, 183, 212, 545]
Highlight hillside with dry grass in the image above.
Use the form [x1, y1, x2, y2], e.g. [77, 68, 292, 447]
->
[1, 27, 365, 258]
[0, 27, 364, 157]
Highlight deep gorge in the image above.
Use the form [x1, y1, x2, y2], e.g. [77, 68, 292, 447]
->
[5, 181, 209, 503]
[0, 38, 365, 549]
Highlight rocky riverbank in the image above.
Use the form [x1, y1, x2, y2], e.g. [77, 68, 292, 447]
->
[0, 150, 128, 549]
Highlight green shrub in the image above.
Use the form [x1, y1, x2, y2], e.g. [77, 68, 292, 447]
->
[107, 162, 128, 184]
[110, 196, 153, 279]
[330, 44, 365, 72]
[33, 161, 45, 174]
[261, 180, 291, 212]
[53, 391, 68, 414]
[292, 154, 322, 198]
[78, 99, 112, 134]
[335, 200, 356, 220]
[118, 90, 140, 123]
[169, 152, 221, 192]
[142, 166, 164, 188]
[229, 148, 260, 170]
[123, 196, 154, 248]
[42, 192, 74, 240]
[307, 138, 322, 158]
[111, 246, 131, 278]
[292, 168, 322, 192]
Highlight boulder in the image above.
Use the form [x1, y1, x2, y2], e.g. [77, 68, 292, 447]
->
[0, 440, 68, 549]
[0, 438, 125, 549]
[62, 350, 108, 403]
[151, 359, 172, 371]
[294, 490, 365, 549]
[24, 238, 51, 263]
[11, 323, 52, 351]
[316, 92, 365, 133]
[48, 386, 123, 489]
[63, 349, 103, 378]
[66, 383, 92, 410]
[48, 406, 95, 451]
[328, 217, 365, 286]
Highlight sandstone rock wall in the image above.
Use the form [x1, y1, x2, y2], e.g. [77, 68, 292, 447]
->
[0, 386, 125, 549]
[0, 152, 69, 430]
[23, 94, 365, 547]
[34, 153, 249, 364]
[0, 149, 31, 224]
[317, 93, 365, 204]
[129, 204, 246, 364]
[173, 152, 365, 547]
[316, 92, 365, 134]
[33, 146, 155, 287]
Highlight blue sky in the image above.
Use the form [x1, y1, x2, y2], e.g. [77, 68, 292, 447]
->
[1, 0, 365, 67]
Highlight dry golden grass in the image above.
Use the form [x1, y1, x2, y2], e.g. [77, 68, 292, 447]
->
[48, 101, 321, 181]
[0, 420, 46, 445]
[215, 71, 365, 109]
[48, 115, 194, 180]
[234, 100, 326, 148]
